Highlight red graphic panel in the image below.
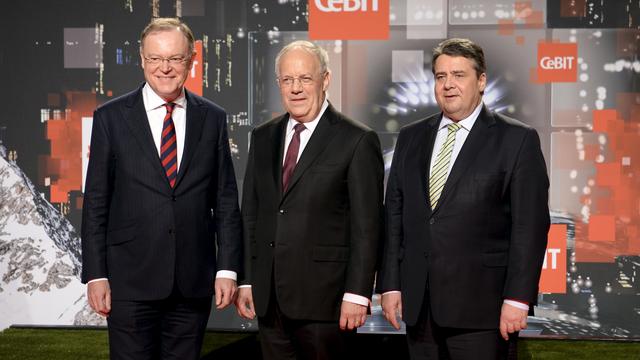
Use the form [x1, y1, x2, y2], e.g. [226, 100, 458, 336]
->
[44, 91, 97, 203]
[539, 224, 567, 294]
[184, 40, 203, 96]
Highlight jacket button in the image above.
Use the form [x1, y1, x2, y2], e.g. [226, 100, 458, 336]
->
[429, 218, 435, 225]
[171, 196, 176, 202]
[269, 241, 275, 247]
[168, 229, 174, 234]
[279, 209, 285, 214]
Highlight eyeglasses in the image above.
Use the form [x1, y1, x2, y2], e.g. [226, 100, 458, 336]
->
[143, 55, 189, 66]
[277, 74, 320, 87]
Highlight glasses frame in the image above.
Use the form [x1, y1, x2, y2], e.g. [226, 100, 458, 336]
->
[277, 72, 327, 88]
[142, 55, 191, 67]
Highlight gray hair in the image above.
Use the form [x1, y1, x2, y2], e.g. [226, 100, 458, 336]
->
[274, 40, 329, 77]
[140, 17, 195, 55]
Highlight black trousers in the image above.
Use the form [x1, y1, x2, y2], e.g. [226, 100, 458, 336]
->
[257, 284, 355, 360]
[107, 289, 212, 360]
[406, 289, 515, 360]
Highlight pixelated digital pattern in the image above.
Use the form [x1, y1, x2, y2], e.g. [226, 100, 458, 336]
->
[450, 0, 546, 25]
[406, 0, 447, 39]
[391, 50, 426, 82]
[63, 28, 103, 69]
[43, 92, 97, 203]
[549, 0, 640, 28]
[549, 29, 640, 127]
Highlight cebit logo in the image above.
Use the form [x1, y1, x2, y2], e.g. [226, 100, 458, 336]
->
[537, 42, 578, 83]
[309, 0, 389, 40]
[314, 0, 379, 12]
[539, 56, 575, 70]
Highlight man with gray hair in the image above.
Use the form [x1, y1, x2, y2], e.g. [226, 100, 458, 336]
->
[235, 40, 384, 359]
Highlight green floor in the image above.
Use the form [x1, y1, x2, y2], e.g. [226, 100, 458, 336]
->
[0, 328, 639, 359]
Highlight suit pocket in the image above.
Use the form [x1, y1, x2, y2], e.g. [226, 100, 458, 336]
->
[482, 252, 508, 267]
[106, 224, 137, 246]
[312, 245, 349, 262]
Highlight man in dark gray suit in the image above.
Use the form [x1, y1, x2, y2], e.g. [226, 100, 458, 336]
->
[235, 40, 384, 359]
[81, 18, 242, 360]
[377, 38, 549, 359]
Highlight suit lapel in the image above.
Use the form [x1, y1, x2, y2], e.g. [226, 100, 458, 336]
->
[433, 105, 495, 214]
[122, 86, 168, 187]
[271, 115, 288, 198]
[174, 90, 205, 188]
[417, 115, 441, 215]
[280, 105, 339, 200]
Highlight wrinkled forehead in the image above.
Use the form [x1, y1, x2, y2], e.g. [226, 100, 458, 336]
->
[278, 49, 321, 75]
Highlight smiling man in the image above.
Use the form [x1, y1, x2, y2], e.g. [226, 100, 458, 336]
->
[235, 40, 383, 359]
[377, 38, 550, 359]
[81, 18, 242, 360]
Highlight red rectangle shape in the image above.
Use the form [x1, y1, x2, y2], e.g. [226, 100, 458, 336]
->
[309, 0, 389, 40]
[539, 224, 567, 294]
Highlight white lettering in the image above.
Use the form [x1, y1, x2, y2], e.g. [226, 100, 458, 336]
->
[542, 248, 561, 270]
[314, 0, 379, 12]
[540, 56, 575, 70]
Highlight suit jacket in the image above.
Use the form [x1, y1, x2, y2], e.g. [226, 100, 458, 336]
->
[241, 104, 384, 322]
[377, 105, 550, 329]
[81, 84, 242, 301]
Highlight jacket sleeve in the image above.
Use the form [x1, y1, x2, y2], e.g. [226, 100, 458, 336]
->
[503, 128, 550, 303]
[81, 109, 113, 283]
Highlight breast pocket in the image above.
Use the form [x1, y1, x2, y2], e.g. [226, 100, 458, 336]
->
[310, 163, 342, 173]
[473, 171, 505, 201]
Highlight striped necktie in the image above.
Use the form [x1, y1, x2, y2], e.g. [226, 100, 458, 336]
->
[160, 103, 177, 188]
[429, 122, 462, 209]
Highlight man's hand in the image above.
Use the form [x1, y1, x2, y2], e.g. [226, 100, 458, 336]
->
[87, 280, 111, 317]
[381, 292, 403, 330]
[499, 302, 528, 340]
[339, 301, 367, 331]
[234, 287, 256, 319]
[214, 278, 237, 310]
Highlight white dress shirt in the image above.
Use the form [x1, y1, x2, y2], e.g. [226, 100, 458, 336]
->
[384, 101, 529, 311]
[88, 84, 236, 284]
[240, 98, 370, 307]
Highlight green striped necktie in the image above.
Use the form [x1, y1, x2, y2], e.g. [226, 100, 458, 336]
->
[429, 122, 462, 209]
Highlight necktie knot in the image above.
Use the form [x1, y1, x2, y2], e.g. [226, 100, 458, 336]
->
[447, 122, 462, 133]
[164, 103, 175, 115]
[293, 122, 306, 134]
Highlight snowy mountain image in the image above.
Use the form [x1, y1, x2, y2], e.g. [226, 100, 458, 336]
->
[0, 145, 105, 329]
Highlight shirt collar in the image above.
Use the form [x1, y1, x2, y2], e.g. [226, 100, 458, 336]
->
[287, 97, 329, 134]
[142, 83, 187, 112]
[439, 100, 484, 132]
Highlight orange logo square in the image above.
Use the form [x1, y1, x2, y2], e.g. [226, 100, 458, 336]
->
[309, 0, 389, 40]
[539, 224, 567, 294]
[537, 42, 578, 83]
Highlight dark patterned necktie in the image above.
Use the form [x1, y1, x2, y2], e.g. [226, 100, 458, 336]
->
[282, 122, 306, 192]
[160, 103, 177, 187]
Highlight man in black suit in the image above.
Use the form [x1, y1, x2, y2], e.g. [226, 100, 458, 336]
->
[81, 18, 242, 360]
[377, 38, 550, 359]
[234, 40, 384, 359]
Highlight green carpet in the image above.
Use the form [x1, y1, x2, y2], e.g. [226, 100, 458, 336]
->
[1, 328, 639, 359]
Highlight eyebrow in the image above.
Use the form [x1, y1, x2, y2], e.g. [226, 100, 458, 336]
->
[434, 70, 467, 76]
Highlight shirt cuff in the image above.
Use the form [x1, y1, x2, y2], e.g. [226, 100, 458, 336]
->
[342, 293, 370, 307]
[382, 290, 401, 296]
[504, 299, 529, 311]
[215, 270, 237, 281]
[87, 278, 108, 284]
[238, 285, 252, 289]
